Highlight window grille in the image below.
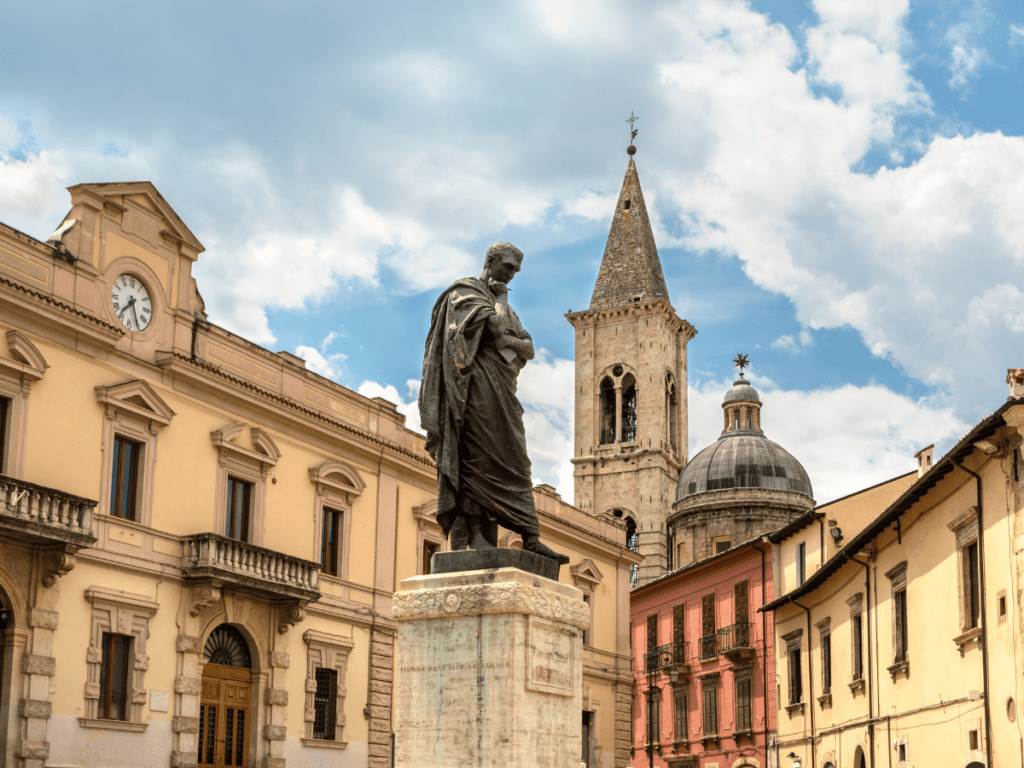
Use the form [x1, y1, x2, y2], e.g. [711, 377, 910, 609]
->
[313, 667, 338, 740]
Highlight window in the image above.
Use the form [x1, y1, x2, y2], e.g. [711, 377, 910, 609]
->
[83, 586, 157, 727]
[0, 330, 48, 478]
[700, 594, 716, 659]
[847, 593, 864, 684]
[672, 604, 685, 663]
[783, 629, 803, 707]
[303, 630, 354, 745]
[646, 614, 658, 672]
[582, 711, 592, 767]
[571, 559, 603, 647]
[949, 508, 981, 635]
[885, 561, 909, 676]
[797, 542, 807, 585]
[225, 477, 252, 541]
[621, 374, 637, 442]
[600, 377, 616, 444]
[734, 581, 749, 646]
[821, 629, 832, 695]
[95, 379, 174, 528]
[646, 686, 660, 746]
[714, 537, 732, 555]
[211, 423, 281, 547]
[626, 517, 639, 584]
[582, 594, 593, 645]
[667, 378, 679, 454]
[422, 540, 438, 576]
[735, 676, 752, 731]
[321, 507, 343, 576]
[109, 435, 141, 519]
[99, 632, 132, 720]
[673, 688, 688, 743]
[313, 667, 338, 740]
[0, 395, 9, 469]
[701, 678, 718, 736]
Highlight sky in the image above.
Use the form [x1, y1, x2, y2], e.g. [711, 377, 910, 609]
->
[2, 0, 1023, 504]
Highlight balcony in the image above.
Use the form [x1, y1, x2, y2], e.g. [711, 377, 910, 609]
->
[182, 533, 321, 603]
[0, 473, 96, 547]
[698, 635, 717, 661]
[643, 643, 691, 678]
[717, 622, 754, 662]
[0, 474, 97, 585]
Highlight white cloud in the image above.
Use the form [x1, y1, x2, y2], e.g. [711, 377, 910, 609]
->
[771, 329, 813, 352]
[943, 0, 993, 91]
[295, 345, 347, 381]
[564, 190, 618, 222]
[1011, 25, 1024, 48]
[357, 379, 424, 435]
[688, 376, 968, 503]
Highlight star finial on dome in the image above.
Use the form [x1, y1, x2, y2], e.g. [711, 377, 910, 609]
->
[732, 353, 749, 373]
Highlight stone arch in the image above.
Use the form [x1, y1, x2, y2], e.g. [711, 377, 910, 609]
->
[620, 373, 637, 442]
[200, 614, 267, 671]
[0, 576, 24, 768]
[665, 372, 679, 453]
[854, 746, 867, 768]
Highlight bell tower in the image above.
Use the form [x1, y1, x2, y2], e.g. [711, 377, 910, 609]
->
[566, 145, 697, 586]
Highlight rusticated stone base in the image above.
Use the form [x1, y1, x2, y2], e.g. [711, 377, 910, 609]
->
[393, 568, 588, 768]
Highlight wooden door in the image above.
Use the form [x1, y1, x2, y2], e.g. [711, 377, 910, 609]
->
[198, 664, 251, 767]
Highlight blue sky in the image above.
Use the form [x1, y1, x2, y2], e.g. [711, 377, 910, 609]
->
[2, 0, 1023, 503]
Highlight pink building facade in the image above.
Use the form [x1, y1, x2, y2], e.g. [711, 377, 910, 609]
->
[630, 541, 775, 768]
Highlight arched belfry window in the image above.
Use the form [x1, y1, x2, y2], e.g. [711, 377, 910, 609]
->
[621, 374, 637, 443]
[625, 516, 639, 584]
[600, 377, 616, 445]
[667, 376, 678, 453]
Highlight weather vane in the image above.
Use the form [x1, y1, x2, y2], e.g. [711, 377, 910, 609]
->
[733, 353, 750, 373]
[626, 111, 639, 143]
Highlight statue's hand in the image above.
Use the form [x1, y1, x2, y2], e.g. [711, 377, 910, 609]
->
[487, 279, 510, 299]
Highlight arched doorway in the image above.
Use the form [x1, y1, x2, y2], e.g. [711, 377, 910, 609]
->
[854, 747, 867, 768]
[199, 625, 253, 767]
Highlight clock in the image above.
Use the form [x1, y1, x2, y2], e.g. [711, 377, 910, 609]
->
[110, 274, 153, 332]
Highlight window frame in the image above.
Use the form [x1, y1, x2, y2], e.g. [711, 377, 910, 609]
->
[211, 423, 281, 548]
[0, 330, 48, 479]
[796, 541, 807, 585]
[302, 629, 355, 747]
[734, 673, 753, 733]
[109, 434, 142, 520]
[673, 686, 688, 746]
[885, 561, 910, 678]
[98, 631, 133, 721]
[847, 592, 864, 688]
[225, 475, 253, 541]
[783, 628, 804, 712]
[699, 674, 719, 741]
[816, 617, 832, 708]
[96, 379, 174, 529]
[81, 586, 158, 729]
[948, 507, 982, 637]
[309, 460, 365, 582]
[571, 559, 603, 648]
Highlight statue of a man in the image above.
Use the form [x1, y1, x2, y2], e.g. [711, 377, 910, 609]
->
[419, 242, 569, 564]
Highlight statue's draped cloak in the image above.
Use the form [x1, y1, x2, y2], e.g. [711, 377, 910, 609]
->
[419, 277, 539, 539]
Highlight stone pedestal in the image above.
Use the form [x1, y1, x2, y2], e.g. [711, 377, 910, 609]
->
[393, 567, 589, 768]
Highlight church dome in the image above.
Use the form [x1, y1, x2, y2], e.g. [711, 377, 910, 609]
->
[675, 373, 812, 502]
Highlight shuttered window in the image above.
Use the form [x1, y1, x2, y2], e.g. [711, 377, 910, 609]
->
[672, 604, 685, 662]
[735, 677, 752, 731]
[700, 594, 716, 659]
[788, 647, 802, 704]
[894, 589, 908, 662]
[673, 688, 687, 742]
[646, 614, 658, 672]
[702, 683, 717, 735]
[734, 581, 749, 646]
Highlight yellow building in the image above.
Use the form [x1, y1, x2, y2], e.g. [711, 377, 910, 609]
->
[764, 387, 1024, 768]
[0, 182, 640, 768]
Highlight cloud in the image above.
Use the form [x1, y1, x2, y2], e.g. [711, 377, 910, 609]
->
[688, 375, 968, 503]
[357, 379, 424, 435]
[295, 345, 347, 381]
[1010, 25, 1024, 48]
[943, 0, 993, 91]
[772, 329, 813, 352]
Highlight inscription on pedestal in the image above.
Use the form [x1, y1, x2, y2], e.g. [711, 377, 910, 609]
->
[526, 617, 574, 696]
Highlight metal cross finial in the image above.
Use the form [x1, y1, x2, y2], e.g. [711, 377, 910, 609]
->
[626, 111, 639, 143]
[733, 353, 750, 373]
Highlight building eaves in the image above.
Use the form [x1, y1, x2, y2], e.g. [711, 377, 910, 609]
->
[0, 275, 122, 333]
[632, 535, 770, 595]
[761, 401, 1012, 612]
[765, 510, 823, 544]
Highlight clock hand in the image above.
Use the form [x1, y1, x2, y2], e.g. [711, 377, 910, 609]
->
[131, 302, 140, 328]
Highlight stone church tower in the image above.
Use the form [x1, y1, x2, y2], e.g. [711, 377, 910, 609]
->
[566, 152, 697, 585]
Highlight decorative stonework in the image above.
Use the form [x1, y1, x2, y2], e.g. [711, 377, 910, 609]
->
[393, 579, 590, 630]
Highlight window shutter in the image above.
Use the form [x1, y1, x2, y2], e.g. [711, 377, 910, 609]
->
[734, 581, 748, 623]
[701, 595, 715, 637]
[647, 614, 658, 654]
[673, 604, 685, 649]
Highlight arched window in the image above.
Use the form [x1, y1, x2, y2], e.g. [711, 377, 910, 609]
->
[621, 374, 637, 443]
[667, 377, 678, 453]
[600, 377, 616, 445]
[625, 516, 639, 584]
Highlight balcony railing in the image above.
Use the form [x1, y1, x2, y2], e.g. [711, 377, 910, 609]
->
[182, 533, 320, 602]
[0, 473, 96, 547]
[717, 622, 754, 660]
[643, 642, 689, 673]
[698, 635, 717, 660]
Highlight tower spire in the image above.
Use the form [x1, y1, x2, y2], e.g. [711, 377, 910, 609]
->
[588, 155, 670, 311]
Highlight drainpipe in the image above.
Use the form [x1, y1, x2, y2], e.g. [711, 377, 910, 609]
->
[850, 557, 874, 768]
[953, 458, 994, 768]
[760, 540, 770, 760]
[793, 601, 816, 768]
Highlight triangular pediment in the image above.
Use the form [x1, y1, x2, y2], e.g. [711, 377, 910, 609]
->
[68, 181, 205, 255]
[570, 558, 604, 586]
[94, 379, 175, 426]
[589, 158, 670, 311]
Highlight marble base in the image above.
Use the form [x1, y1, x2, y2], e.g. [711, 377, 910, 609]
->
[393, 568, 588, 768]
[430, 547, 560, 580]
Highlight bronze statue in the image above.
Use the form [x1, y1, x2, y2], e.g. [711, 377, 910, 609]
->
[419, 242, 570, 565]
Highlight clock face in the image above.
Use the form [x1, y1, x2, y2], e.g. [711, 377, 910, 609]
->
[111, 274, 153, 332]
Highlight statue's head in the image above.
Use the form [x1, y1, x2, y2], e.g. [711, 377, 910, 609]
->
[483, 242, 524, 285]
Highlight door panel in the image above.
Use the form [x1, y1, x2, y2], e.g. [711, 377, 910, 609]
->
[199, 664, 251, 768]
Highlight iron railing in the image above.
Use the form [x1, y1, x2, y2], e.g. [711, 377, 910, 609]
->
[717, 622, 753, 655]
[643, 642, 688, 672]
